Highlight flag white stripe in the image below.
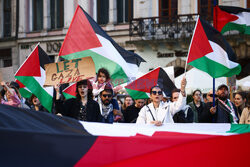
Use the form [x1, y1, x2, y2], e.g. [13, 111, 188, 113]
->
[205, 41, 239, 69]
[23, 87, 31, 92]
[33, 67, 54, 97]
[90, 34, 137, 78]
[81, 122, 233, 137]
[233, 12, 250, 26]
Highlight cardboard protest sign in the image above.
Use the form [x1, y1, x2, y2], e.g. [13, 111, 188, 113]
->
[44, 57, 95, 86]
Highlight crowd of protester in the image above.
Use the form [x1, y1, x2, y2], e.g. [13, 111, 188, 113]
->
[0, 68, 249, 125]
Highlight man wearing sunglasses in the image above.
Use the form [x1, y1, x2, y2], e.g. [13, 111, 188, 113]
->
[99, 85, 123, 123]
[201, 84, 239, 123]
[136, 77, 187, 126]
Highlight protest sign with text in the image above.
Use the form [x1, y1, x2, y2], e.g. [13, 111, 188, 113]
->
[44, 57, 95, 86]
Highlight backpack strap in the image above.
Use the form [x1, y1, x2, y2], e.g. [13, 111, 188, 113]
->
[146, 105, 155, 121]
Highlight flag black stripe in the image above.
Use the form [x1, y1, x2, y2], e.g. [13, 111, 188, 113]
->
[199, 18, 237, 62]
[0, 104, 91, 135]
[38, 45, 52, 70]
[219, 5, 250, 14]
[0, 104, 98, 167]
[157, 68, 176, 97]
[79, 6, 145, 66]
[0, 129, 97, 167]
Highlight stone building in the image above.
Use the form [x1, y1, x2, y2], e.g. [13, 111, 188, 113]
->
[0, 0, 249, 82]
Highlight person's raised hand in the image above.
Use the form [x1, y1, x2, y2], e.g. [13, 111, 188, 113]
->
[180, 77, 187, 96]
[54, 84, 60, 93]
[1, 81, 6, 86]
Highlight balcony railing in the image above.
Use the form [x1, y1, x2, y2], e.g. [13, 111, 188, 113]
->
[129, 14, 212, 40]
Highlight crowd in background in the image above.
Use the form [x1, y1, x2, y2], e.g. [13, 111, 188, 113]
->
[0, 68, 249, 125]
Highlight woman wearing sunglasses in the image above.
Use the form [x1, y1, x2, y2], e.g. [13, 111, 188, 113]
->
[136, 77, 187, 126]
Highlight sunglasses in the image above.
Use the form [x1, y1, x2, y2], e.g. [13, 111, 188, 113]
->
[102, 94, 112, 98]
[151, 91, 163, 95]
[208, 94, 217, 97]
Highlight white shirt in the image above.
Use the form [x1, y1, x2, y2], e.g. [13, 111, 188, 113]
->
[136, 93, 186, 124]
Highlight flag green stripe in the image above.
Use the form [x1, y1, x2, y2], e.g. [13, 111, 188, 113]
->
[15, 76, 53, 112]
[62, 92, 76, 100]
[221, 22, 250, 34]
[227, 124, 250, 134]
[188, 56, 241, 78]
[125, 88, 149, 99]
[62, 50, 128, 86]
[19, 88, 32, 99]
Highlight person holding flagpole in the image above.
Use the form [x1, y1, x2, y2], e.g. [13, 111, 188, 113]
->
[202, 84, 239, 123]
[136, 77, 187, 126]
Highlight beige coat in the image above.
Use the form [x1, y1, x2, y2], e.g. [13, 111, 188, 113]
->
[239, 107, 250, 124]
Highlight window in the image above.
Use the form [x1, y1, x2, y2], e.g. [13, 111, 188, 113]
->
[33, 0, 43, 31]
[117, 0, 133, 23]
[198, 0, 218, 21]
[50, 0, 64, 29]
[97, 0, 109, 25]
[0, 49, 12, 67]
[159, 0, 177, 21]
[3, 0, 11, 37]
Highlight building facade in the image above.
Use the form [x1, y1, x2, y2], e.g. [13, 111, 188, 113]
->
[0, 0, 249, 82]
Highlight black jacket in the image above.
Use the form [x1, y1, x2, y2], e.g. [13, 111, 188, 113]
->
[173, 107, 194, 123]
[123, 105, 141, 123]
[201, 99, 239, 123]
[55, 98, 102, 122]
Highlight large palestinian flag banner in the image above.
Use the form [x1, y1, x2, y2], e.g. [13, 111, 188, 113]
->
[125, 67, 176, 99]
[59, 5, 145, 86]
[0, 104, 249, 167]
[15, 45, 54, 112]
[213, 5, 250, 34]
[187, 17, 241, 78]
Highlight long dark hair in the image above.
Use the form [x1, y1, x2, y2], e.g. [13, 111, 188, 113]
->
[192, 89, 202, 96]
[76, 79, 93, 101]
[234, 91, 247, 101]
[235, 91, 248, 108]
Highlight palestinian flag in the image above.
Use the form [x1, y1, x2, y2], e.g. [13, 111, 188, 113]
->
[15, 45, 54, 112]
[125, 67, 176, 99]
[187, 17, 241, 78]
[213, 5, 250, 34]
[15, 80, 32, 99]
[59, 5, 145, 86]
[0, 104, 249, 167]
[62, 83, 77, 99]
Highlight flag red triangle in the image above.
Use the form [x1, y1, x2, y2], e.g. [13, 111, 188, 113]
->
[125, 67, 160, 93]
[63, 83, 77, 97]
[187, 18, 213, 63]
[213, 6, 238, 32]
[15, 46, 41, 77]
[59, 5, 102, 57]
[15, 80, 25, 89]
